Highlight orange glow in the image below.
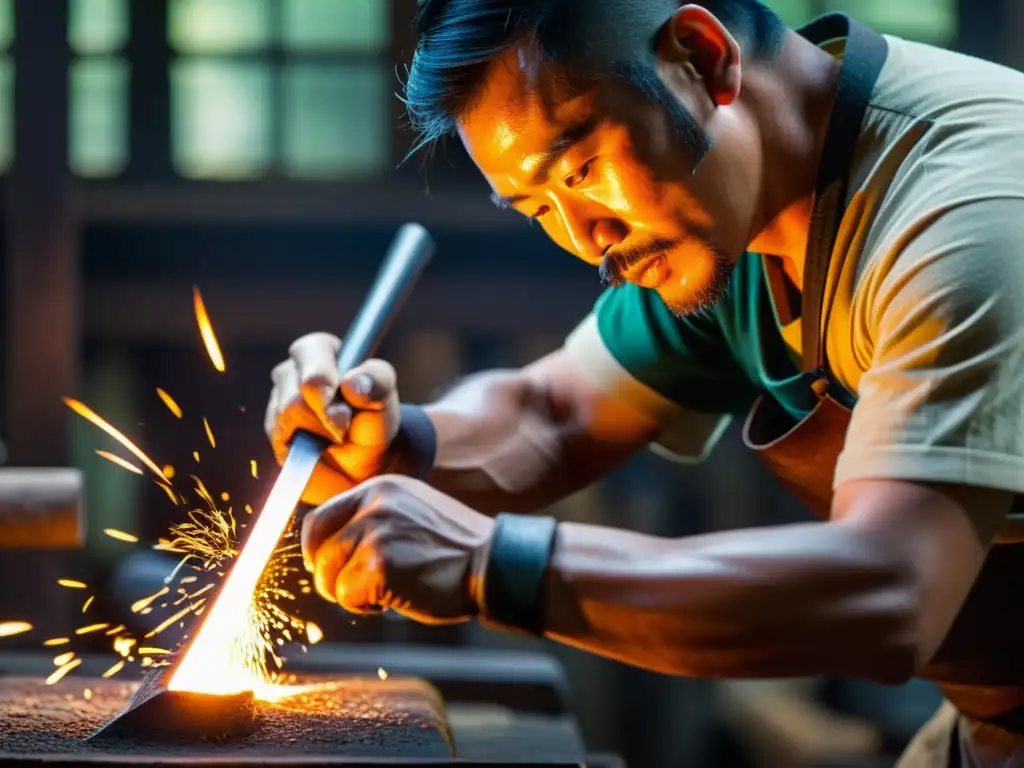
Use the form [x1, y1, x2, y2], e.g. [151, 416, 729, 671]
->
[168, 461, 310, 699]
[65, 398, 165, 479]
[156, 388, 184, 419]
[193, 287, 226, 373]
[96, 450, 143, 475]
[0, 621, 32, 638]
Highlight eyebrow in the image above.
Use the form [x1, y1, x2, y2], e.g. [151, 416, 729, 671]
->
[490, 115, 600, 210]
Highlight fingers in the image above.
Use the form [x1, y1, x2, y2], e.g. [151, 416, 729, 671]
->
[334, 543, 385, 615]
[267, 335, 347, 462]
[291, 332, 343, 419]
[301, 487, 365, 574]
[341, 360, 396, 410]
[300, 462, 354, 507]
[340, 360, 400, 447]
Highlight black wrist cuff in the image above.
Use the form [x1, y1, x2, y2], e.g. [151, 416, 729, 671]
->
[482, 514, 558, 635]
[387, 404, 437, 480]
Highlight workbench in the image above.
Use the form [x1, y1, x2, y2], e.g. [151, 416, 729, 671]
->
[0, 645, 623, 767]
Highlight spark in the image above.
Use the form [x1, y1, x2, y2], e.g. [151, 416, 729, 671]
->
[81, 596, 94, 613]
[305, 622, 323, 645]
[83, 688, 93, 700]
[193, 286, 226, 372]
[44, 637, 69, 646]
[250, 460, 258, 479]
[221, 492, 230, 502]
[156, 388, 183, 419]
[96, 450, 143, 475]
[75, 623, 109, 635]
[163, 465, 176, 480]
[144, 605, 193, 638]
[46, 658, 81, 685]
[113, 637, 136, 657]
[139, 647, 171, 655]
[378, 667, 389, 680]
[0, 621, 32, 637]
[58, 580, 86, 589]
[193, 451, 200, 463]
[156, 482, 178, 505]
[64, 398, 165, 479]
[53, 652, 75, 666]
[203, 418, 216, 448]
[131, 587, 168, 614]
[102, 660, 125, 679]
[104, 529, 139, 544]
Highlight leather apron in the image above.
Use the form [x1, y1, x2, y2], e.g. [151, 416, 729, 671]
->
[741, 14, 1024, 768]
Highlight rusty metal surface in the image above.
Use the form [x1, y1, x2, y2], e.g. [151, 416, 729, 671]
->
[0, 676, 453, 761]
[0, 469, 83, 549]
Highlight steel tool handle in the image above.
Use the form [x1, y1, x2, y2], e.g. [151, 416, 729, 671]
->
[335, 222, 436, 375]
[290, 223, 435, 457]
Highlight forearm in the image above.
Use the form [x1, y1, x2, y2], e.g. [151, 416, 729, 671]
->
[423, 369, 633, 514]
[538, 519, 919, 683]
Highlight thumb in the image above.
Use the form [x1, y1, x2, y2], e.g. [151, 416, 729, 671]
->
[340, 359, 397, 411]
[335, 542, 385, 615]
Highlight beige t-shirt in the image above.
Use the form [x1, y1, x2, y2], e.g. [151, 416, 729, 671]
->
[564, 33, 1024, 498]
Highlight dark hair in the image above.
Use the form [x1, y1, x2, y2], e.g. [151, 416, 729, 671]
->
[404, 0, 786, 155]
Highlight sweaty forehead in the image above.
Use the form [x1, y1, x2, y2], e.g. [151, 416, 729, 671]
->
[458, 44, 595, 176]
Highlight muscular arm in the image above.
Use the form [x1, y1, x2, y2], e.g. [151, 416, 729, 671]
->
[424, 348, 661, 514]
[533, 480, 1008, 683]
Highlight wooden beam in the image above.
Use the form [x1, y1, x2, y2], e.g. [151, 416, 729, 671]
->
[6, 0, 77, 465]
[82, 277, 600, 343]
[2, 0, 78, 643]
[75, 180, 525, 229]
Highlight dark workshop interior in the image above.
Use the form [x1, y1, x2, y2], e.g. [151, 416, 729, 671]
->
[0, 0, 1013, 766]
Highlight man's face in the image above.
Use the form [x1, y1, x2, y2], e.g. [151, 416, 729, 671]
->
[457, 38, 760, 316]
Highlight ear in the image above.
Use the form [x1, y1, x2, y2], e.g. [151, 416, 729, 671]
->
[657, 4, 742, 107]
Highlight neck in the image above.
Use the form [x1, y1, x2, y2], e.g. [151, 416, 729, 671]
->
[744, 31, 842, 288]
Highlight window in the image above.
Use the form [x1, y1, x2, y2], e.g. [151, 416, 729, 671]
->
[69, 0, 130, 177]
[0, 0, 13, 172]
[168, 0, 391, 180]
[768, 0, 957, 46]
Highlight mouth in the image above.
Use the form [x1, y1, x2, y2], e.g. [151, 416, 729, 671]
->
[626, 254, 670, 289]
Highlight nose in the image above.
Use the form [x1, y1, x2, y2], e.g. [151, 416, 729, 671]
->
[592, 219, 628, 256]
[550, 194, 628, 264]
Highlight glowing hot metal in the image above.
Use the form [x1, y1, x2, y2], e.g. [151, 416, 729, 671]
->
[169, 223, 434, 698]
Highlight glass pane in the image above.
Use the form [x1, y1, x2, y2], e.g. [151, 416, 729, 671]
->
[766, 0, 815, 28]
[171, 59, 272, 179]
[823, 0, 957, 44]
[0, 57, 11, 172]
[69, 0, 128, 54]
[0, 0, 12, 51]
[70, 57, 129, 177]
[282, 0, 389, 52]
[168, 0, 271, 53]
[282, 63, 389, 178]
